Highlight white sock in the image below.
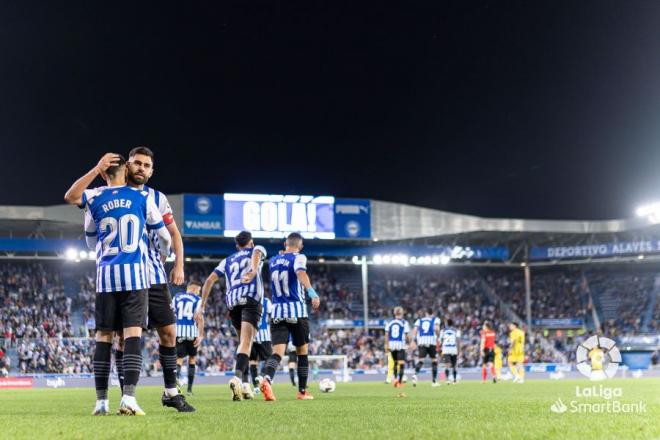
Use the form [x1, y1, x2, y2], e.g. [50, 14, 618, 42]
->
[165, 387, 178, 397]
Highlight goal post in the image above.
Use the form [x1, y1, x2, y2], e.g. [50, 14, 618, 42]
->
[283, 355, 350, 383]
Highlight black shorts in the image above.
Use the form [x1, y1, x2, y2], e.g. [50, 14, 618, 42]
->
[229, 298, 263, 331]
[249, 341, 272, 361]
[482, 348, 495, 364]
[95, 290, 148, 332]
[147, 284, 176, 329]
[443, 353, 458, 367]
[417, 345, 437, 359]
[390, 349, 406, 362]
[271, 318, 310, 347]
[176, 338, 198, 359]
[287, 350, 298, 363]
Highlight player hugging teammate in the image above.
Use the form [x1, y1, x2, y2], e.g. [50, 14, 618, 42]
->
[66, 150, 194, 415]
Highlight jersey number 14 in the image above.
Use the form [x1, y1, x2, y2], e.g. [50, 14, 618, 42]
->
[177, 301, 194, 321]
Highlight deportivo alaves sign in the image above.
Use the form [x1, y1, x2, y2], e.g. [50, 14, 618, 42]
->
[530, 240, 660, 260]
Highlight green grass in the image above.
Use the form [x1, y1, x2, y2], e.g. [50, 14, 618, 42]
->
[1, 379, 659, 439]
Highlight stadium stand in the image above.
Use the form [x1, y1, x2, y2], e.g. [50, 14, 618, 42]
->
[0, 262, 588, 372]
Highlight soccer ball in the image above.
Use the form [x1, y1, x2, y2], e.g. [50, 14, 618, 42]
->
[319, 378, 336, 393]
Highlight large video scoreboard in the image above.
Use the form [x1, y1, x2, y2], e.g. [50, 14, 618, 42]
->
[182, 193, 371, 240]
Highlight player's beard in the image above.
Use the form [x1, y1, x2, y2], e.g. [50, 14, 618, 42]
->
[127, 171, 148, 186]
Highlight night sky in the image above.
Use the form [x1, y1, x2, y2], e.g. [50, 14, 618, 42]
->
[2, 1, 660, 220]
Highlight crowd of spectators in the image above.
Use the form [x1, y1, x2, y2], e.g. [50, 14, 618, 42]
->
[2, 262, 658, 374]
[16, 338, 93, 374]
[0, 263, 75, 345]
[589, 272, 656, 336]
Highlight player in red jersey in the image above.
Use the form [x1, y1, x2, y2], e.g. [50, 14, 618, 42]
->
[480, 321, 497, 383]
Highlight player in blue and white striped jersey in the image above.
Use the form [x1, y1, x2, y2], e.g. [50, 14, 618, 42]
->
[77, 148, 194, 412]
[172, 281, 204, 396]
[440, 319, 460, 384]
[258, 232, 321, 402]
[411, 308, 441, 387]
[385, 307, 411, 388]
[124, 147, 192, 411]
[199, 231, 267, 401]
[249, 296, 273, 391]
[65, 154, 171, 416]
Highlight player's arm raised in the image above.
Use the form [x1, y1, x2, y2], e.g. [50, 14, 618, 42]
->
[64, 153, 121, 205]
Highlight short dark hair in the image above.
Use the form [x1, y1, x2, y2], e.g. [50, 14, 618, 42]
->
[446, 319, 454, 327]
[128, 146, 154, 160]
[511, 322, 519, 328]
[235, 231, 253, 248]
[106, 154, 127, 178]
[484, 320, 492, 329]
[426, 307, 433, 315]
[187, 280, 202, 288]
[286, 232, 303, 246]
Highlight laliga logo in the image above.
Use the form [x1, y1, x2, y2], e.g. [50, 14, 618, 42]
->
[195, 196, 212, 214]
[550, 398, 568, 414]
[575, 335, 621, 381]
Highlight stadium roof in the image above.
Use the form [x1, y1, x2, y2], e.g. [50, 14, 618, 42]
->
[0, 195, 654, 240]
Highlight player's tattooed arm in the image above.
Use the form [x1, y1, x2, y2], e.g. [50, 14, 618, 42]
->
[64, 153, 121, 205]
[196, 271, 219, 321]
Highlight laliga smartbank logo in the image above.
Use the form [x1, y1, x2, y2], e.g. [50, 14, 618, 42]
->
[550, 335, 646, 414]
[575, 335, 621, 381]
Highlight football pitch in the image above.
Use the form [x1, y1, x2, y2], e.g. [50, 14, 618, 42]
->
[1, 379, 659, 440]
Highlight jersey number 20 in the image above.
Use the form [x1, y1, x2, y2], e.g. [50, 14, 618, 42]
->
[100, 214, 140, 256]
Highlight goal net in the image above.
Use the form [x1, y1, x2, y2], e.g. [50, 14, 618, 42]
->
[283, 355, 350, 383]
